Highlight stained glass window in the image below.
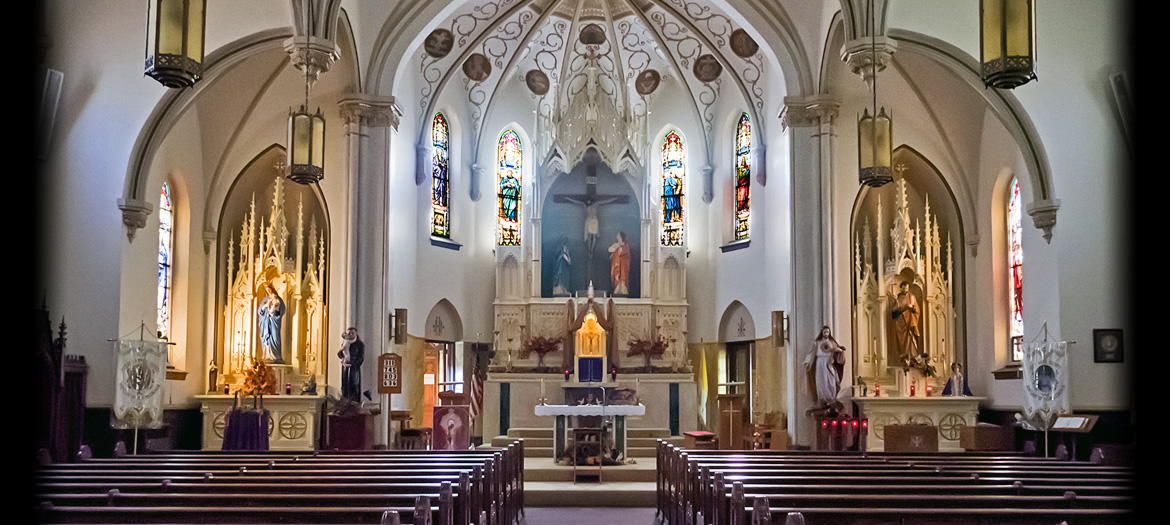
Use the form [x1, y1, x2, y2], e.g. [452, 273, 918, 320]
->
[1008, 178, 1023, 361]
[157, 182, 173, 341]
[497, 129, 522, 246]
[662, 131, 685, 246]
[431, 113, 451, 238]
[734, 113, 751, 240]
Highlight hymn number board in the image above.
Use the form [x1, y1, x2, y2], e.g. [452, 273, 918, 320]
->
[378, 353, 403, 394]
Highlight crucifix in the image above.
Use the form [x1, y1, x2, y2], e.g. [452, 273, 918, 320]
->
[553, 161, 629, 282]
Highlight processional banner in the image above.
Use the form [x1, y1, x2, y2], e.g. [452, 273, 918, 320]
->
[1020, 341, 1070, 430]
[113, 339, 169, 429]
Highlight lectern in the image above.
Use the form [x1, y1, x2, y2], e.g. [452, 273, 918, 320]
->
[717, 393, 745, 450]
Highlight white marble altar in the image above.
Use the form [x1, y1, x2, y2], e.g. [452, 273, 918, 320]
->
[196, 394, 325, 451]
[852, 395, 984, 452]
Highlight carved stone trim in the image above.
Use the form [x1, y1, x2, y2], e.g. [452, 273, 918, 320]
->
[117, 197, 153, 243]
[1025, 198, 1060, 243]
[338, 94, 401, 130]
[202, 230, 216, 254]
[780, 96, 840, 129]
[700, 165, 713, 203]
[841, 37, 898, 89]
[470, 164, 485, 202]
[283, 36, 339, 87]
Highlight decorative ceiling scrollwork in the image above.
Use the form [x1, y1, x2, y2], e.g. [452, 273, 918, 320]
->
[414, 0, 769, 190]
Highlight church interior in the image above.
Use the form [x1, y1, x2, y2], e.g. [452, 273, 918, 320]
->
[28, 0, 1145, 522]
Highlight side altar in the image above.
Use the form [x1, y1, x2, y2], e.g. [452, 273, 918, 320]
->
[194, 394, 325, 451]
[853, 395, 984, 452]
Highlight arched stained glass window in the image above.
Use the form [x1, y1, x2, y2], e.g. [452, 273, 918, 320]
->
[157, 181, 173, 341]
[1008, 178, 1023, 361]
[431, 113, 451, 238]
[734, 113, 751, 240]
[497, 129, 522, 246]
[662, 130, 685, 246]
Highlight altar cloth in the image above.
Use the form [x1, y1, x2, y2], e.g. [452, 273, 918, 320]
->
[534, 404, 646, 417]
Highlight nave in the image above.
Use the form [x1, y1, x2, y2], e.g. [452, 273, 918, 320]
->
[33, 440, 1136, 525]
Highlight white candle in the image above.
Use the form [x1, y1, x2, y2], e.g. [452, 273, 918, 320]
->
[635, 378, 640, 396]
[540, 378, 546, 399]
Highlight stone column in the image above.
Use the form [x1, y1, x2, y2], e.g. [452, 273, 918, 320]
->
[780, 95, 840, 448]
[339, 93, 400, 447]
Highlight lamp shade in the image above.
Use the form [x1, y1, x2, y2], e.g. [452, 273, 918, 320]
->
[858, 107, 892, 187]
[145, 0, 206, 88]
[287, 105, 326, 184]
[980, 0, 1036, 89]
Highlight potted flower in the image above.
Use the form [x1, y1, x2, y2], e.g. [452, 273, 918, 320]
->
[627, 334, 673, 372]
[521, 336, 562, 371]
[240, 359, 276, 396]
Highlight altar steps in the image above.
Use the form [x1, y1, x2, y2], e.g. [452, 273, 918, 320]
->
[490, 427, 684, 458]
[521, 456, 658, 507]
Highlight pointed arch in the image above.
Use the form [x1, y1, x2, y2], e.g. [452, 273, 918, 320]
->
[734, 112, 751, 240]
[431, 112, 451, 238]
[497, 129, 522, 246]
[661, 130, 686, 247]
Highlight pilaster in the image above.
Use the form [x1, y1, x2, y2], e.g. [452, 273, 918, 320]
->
[780, 95, 840, 448]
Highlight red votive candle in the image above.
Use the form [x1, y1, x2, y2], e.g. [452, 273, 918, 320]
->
[926, 385, 933, 396]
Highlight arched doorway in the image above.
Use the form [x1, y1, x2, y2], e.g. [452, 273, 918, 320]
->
[422, 299, 464, 428]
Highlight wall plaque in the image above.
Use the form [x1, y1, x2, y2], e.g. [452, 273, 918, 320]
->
[378, 353, 403, 394]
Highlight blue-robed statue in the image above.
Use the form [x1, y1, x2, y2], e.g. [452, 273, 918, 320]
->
[551, 236, 572, 296]
[257, 283, 285, 364]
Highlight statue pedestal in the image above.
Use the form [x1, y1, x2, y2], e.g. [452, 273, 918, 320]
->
[195, 394, 324, 451]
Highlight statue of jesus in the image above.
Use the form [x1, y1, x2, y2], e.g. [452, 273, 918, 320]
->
[562, 194, 621, 254]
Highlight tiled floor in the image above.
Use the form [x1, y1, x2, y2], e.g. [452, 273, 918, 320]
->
[522, 507, 658, 525]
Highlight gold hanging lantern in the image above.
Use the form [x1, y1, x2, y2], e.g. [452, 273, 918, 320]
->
[858, 107, 892, 187]
[286, 104, 326, 184]
[980, 0, 1037, 89]
[858, 0, 892, 188]
[145, 0, 206, 88]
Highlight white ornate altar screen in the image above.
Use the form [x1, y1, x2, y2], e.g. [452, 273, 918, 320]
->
[215, 174, 328, 392]
[852, 174, 958, 393]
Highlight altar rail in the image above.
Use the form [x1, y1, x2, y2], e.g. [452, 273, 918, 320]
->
[655, 442, 1135, 525]
[34, 445, 525, 525]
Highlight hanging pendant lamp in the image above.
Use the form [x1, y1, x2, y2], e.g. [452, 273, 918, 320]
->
[858, 0, 892, 188]
[286, 43, 325, 185]
[144, 0, 206, 88]
[980, 0, 1037, 89]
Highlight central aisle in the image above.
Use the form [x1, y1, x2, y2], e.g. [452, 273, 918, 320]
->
[522, 456, 658, 507]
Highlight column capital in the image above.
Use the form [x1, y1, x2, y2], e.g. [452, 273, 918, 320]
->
[117, 197, 152, 243]
[338, 94, 402, 130]
[1026, 198, 1061, 244]
[780, 96, 841, 129]
[283, 36, 339, 88]
[842, 37, 898, 89]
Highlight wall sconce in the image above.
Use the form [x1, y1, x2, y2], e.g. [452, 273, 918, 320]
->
[771, 310, 789, 347]
[145, 0, 206, 89]
[980, 0, 1037, 89]
[388, 308, 408, 345]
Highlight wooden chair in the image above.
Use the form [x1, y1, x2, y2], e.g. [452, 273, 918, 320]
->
[399, 427, 433, 450]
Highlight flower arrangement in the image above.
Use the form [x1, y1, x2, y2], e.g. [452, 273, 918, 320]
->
[901, 351, 937, 378]
[627, 334, 674, 371]
[521, 336, 562, 369]
[241, 359, 277, 396]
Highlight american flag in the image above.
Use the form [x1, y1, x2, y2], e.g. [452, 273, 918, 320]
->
[468, 345, 485, 421]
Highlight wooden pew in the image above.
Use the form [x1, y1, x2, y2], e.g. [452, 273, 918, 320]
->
[35, 444, 524, 525]
[655, 441, 1135, 525]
